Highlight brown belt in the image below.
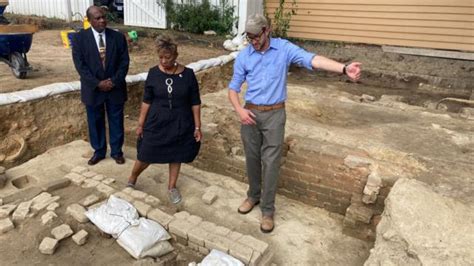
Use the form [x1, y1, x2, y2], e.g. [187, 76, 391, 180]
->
[244, 102, 285, 111]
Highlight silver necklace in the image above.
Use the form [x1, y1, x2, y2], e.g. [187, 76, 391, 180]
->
[164, 64, 178, 109]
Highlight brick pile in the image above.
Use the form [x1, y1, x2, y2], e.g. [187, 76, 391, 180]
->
[63, 166, 273, 264]
[116, 188, 273, 265]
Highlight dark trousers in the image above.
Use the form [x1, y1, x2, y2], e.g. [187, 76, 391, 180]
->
[85, 100, 124, 158]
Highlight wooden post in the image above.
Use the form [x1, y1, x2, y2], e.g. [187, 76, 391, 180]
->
[65, 0, 72, 22]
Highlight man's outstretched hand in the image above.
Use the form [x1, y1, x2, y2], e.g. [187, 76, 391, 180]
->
[346, 62, 362, 81]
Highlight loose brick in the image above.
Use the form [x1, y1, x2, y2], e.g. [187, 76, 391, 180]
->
[82, 179, 101, 188]
[228, 231, 243, 241]
[214, 226, 231, 236]
[173, 211, 190, 220]
[102, 178, 116, 185]
[204, 233, 232, 253]
[132, 201, 152, 217]
[187, 227, 209, 246]
[202, 190, 217, 205]
[12, 200, 32, 223]
[66, 204, 89, 223]
[80, 194, 101, 207]
[113, 192, 134, 203]
[72, 229, 89, 245]
[144, 195, 160, 206]
[249, 251, 262, 266]
[175, 235, 188, 246]
[41, 178, 71, 192]
[130, 190, 148, 199]
[199, 221, 217, 233]
[198, 246, 210, 255]
[345, 203, 374, 224]
[0, 218, 14, 233]
[41, 211, 57, 225]
[88, 200, 106, 210]
[39, 237, 58, 255]
[0, 204, 17, 218]
[229, 242, 254, 264]
[31, 195, 60, 213]
[168, 219, 194, 239]
[71, 166, 88, 174]
[46, 202, 60, 211]
[188, 241, 199, 251]
[51, 224, 74, 240]
[238, 235, 269, 255]
[82, 171, 97, 178]
[187, 215, 202, 225]
[147, 208, 174, 229]
[122, 187, 134, 194]
[96, 183, 115, 197]
[92, 174, 106, 181]
[65, 172, 86, 185]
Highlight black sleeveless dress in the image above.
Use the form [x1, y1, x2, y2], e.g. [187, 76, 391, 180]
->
[137, 66, 201, 163]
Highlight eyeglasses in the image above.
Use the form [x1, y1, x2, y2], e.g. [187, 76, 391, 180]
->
[246, 28, 266, 42]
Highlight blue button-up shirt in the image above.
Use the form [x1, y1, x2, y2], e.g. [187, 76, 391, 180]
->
[229, 38, 315, 105]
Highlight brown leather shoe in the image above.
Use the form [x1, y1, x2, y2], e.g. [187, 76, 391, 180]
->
[113, 156, 125, 164]
[237, 198, 260, 214]
[260, 215, 274, 233]
[88, 155, 104, 165]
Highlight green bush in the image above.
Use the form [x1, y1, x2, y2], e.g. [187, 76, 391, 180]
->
[162, 0, 236, 35]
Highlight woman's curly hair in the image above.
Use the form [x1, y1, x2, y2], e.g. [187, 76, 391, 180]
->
[155, 34, 178, 55]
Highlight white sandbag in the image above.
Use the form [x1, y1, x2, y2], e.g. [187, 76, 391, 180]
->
[231, 35, 244, 46]
[200, 249, 244, 266]
[187, 62, 203, 72]
[117, 217, 171, 259]
[141, 240, 174, 258]
[223, 39, 237, 51]
[85, 195, 139, 237]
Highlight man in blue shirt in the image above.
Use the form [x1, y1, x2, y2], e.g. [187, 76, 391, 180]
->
[228, 14, 361, 233]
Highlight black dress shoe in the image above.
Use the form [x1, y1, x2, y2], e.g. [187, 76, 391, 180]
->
[113, 156, 125, 164]
[88, 155, 104, 165]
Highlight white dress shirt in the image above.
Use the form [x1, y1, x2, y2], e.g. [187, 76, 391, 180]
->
[91, 27, 106, 52]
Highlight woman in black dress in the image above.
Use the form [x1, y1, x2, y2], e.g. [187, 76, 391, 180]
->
[127, 35, 202, 204]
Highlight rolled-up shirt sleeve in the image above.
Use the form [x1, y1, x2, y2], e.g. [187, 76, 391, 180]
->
[228, 54, 246, 93]
[286, 42, 315, 70]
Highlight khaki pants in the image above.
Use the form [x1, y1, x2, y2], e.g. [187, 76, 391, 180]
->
[241, 108, 286, 216]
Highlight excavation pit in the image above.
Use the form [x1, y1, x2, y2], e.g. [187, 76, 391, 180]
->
[1, 31, 473, 264]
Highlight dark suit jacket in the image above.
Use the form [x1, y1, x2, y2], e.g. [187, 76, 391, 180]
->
[72, 27, 129, 106]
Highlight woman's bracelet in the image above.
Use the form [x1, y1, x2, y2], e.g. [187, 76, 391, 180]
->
[195, 127, 200, 131]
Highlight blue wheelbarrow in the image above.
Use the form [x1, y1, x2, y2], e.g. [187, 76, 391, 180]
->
[0, 1, 37, 79]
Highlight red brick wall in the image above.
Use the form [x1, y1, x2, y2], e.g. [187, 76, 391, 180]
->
[193, 133, 370, 215]
[278, 136, 370, 214]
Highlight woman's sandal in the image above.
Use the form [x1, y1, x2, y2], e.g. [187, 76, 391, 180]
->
[126, 180, 136, 189]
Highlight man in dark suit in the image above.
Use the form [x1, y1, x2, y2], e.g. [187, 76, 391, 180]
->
[72, 6, 129, 165]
